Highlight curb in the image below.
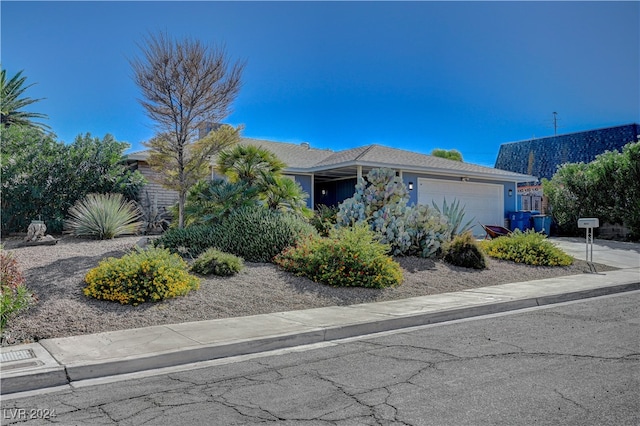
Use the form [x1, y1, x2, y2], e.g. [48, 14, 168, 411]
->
[2, 279, 638, 395]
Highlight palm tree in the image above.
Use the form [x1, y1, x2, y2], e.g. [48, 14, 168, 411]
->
[216, 145, 286, 186]
[260, 172, 311, 217]
[216, 144, 311, 217]
[1, 68, 49, 130]
[183, 179, 260, 225]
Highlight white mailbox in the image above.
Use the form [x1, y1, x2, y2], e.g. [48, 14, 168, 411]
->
[577, 218, 599, 272]
[578, 218, 599, 228]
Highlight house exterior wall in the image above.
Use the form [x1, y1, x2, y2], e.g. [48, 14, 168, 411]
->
[136, 162, 179, 209]
[137, 161, 314, 210]
[312, 172, 517, 224]
[402, 172, 517, 218]
[314, 178, 358, 209]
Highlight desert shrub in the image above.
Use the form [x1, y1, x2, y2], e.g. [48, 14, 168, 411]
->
[0, 248, 34, 332]
[479, 229, 573, 266]
[337, 168, 449, 258]
[65, 193, 143, 239]
[443, 231, 486, 269]
[310, 204, 339, 237]
[213, 205, 316, 263]
[84, 247, 200, 305]
[153, 224, 218, 258]
[274, 224, 403, 288]
[191, 248, 244, 276]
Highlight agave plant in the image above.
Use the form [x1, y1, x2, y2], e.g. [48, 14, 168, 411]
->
[137, 191, 171, 234]
[432, 197, 475, 237]
[65, 193, 142, 239]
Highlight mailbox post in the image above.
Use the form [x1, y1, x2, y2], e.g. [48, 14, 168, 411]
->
[578, 218, 599, 272]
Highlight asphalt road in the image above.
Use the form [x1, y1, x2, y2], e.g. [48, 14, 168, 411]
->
[2, 291, 639, 425]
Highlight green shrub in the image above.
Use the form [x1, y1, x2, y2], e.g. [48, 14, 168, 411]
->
[1, 248, 34, 332]
[310, 204, 338, 237]
[84, 247, 200, 305]
[156, 206, 315, 263]
[274, 224, 403, 288]
[213, 205, 316, 263]
[443, 231, 486, 269]
[153, 224, 218, 258]
[542, 141, 640, 239]
[65, 193, 142, 239]
[1, 128, 145, 234]
[479, 229, 573, 266]
[191, 248, 244, 276]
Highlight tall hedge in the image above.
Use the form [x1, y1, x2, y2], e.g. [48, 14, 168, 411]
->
[543, 141, 640, 239]
[1, 126, 146, 233]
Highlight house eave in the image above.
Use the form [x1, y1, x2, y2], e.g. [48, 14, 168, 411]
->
[129, 150, 537, 183]
[304, 160, 537, 183]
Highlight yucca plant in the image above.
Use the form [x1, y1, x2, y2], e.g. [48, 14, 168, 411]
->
[432, 197, 475, 237]
[65, 193, 142, 239]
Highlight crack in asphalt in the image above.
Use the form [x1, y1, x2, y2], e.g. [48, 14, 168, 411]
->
[552, 388, 590, 412]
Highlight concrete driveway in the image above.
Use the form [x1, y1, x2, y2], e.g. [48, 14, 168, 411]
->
[549, 237, 640, 269]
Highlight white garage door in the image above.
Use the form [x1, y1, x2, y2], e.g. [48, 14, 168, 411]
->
[418, 178, 504, 236]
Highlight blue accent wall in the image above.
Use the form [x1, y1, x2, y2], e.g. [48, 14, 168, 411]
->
[314, 178, 357, 208]
[404, 172, 517, 217]
[290, 174, 313, 208]
[503, 181, 517, 214]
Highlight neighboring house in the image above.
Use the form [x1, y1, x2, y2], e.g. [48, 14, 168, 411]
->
[128, 139, 536, 236]
[494, 123, 640, 213]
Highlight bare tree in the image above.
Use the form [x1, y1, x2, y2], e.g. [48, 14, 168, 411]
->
[130, 31, 245, 228]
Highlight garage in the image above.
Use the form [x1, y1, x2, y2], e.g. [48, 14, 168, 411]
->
[417, 178, 504, 236]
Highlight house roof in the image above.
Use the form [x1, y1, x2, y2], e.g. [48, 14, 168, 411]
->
[237, 138, 334, 170]
[129, 139, 536, 183]
[494, 123, 640, 180]
[309, 144, 536, 182]
[127, 138, 335, 170]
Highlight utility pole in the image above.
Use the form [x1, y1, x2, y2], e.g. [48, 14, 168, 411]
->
[552, 112, 559, 135]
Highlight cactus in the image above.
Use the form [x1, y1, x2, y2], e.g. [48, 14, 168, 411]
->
[337, 168, 450, 258]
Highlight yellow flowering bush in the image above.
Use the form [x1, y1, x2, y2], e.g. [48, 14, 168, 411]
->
[479, 229, 573, 266]
[84, 247, 200, 305]
[275, 224, 403, 288]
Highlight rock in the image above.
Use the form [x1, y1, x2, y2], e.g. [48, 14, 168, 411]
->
[136, 237, 150, 249]
[25, 221, 47, 242]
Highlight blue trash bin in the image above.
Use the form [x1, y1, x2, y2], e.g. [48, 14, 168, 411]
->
[508, 211, 533, 232]
[532, 215, 552, 235]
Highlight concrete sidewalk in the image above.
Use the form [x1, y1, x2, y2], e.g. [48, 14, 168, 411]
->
[2, 238, 639, 395]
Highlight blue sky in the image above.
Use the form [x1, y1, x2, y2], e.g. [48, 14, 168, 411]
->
[2, 1, 638, 167]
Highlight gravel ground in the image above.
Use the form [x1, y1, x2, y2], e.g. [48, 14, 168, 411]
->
[1, 235, 615, 346]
